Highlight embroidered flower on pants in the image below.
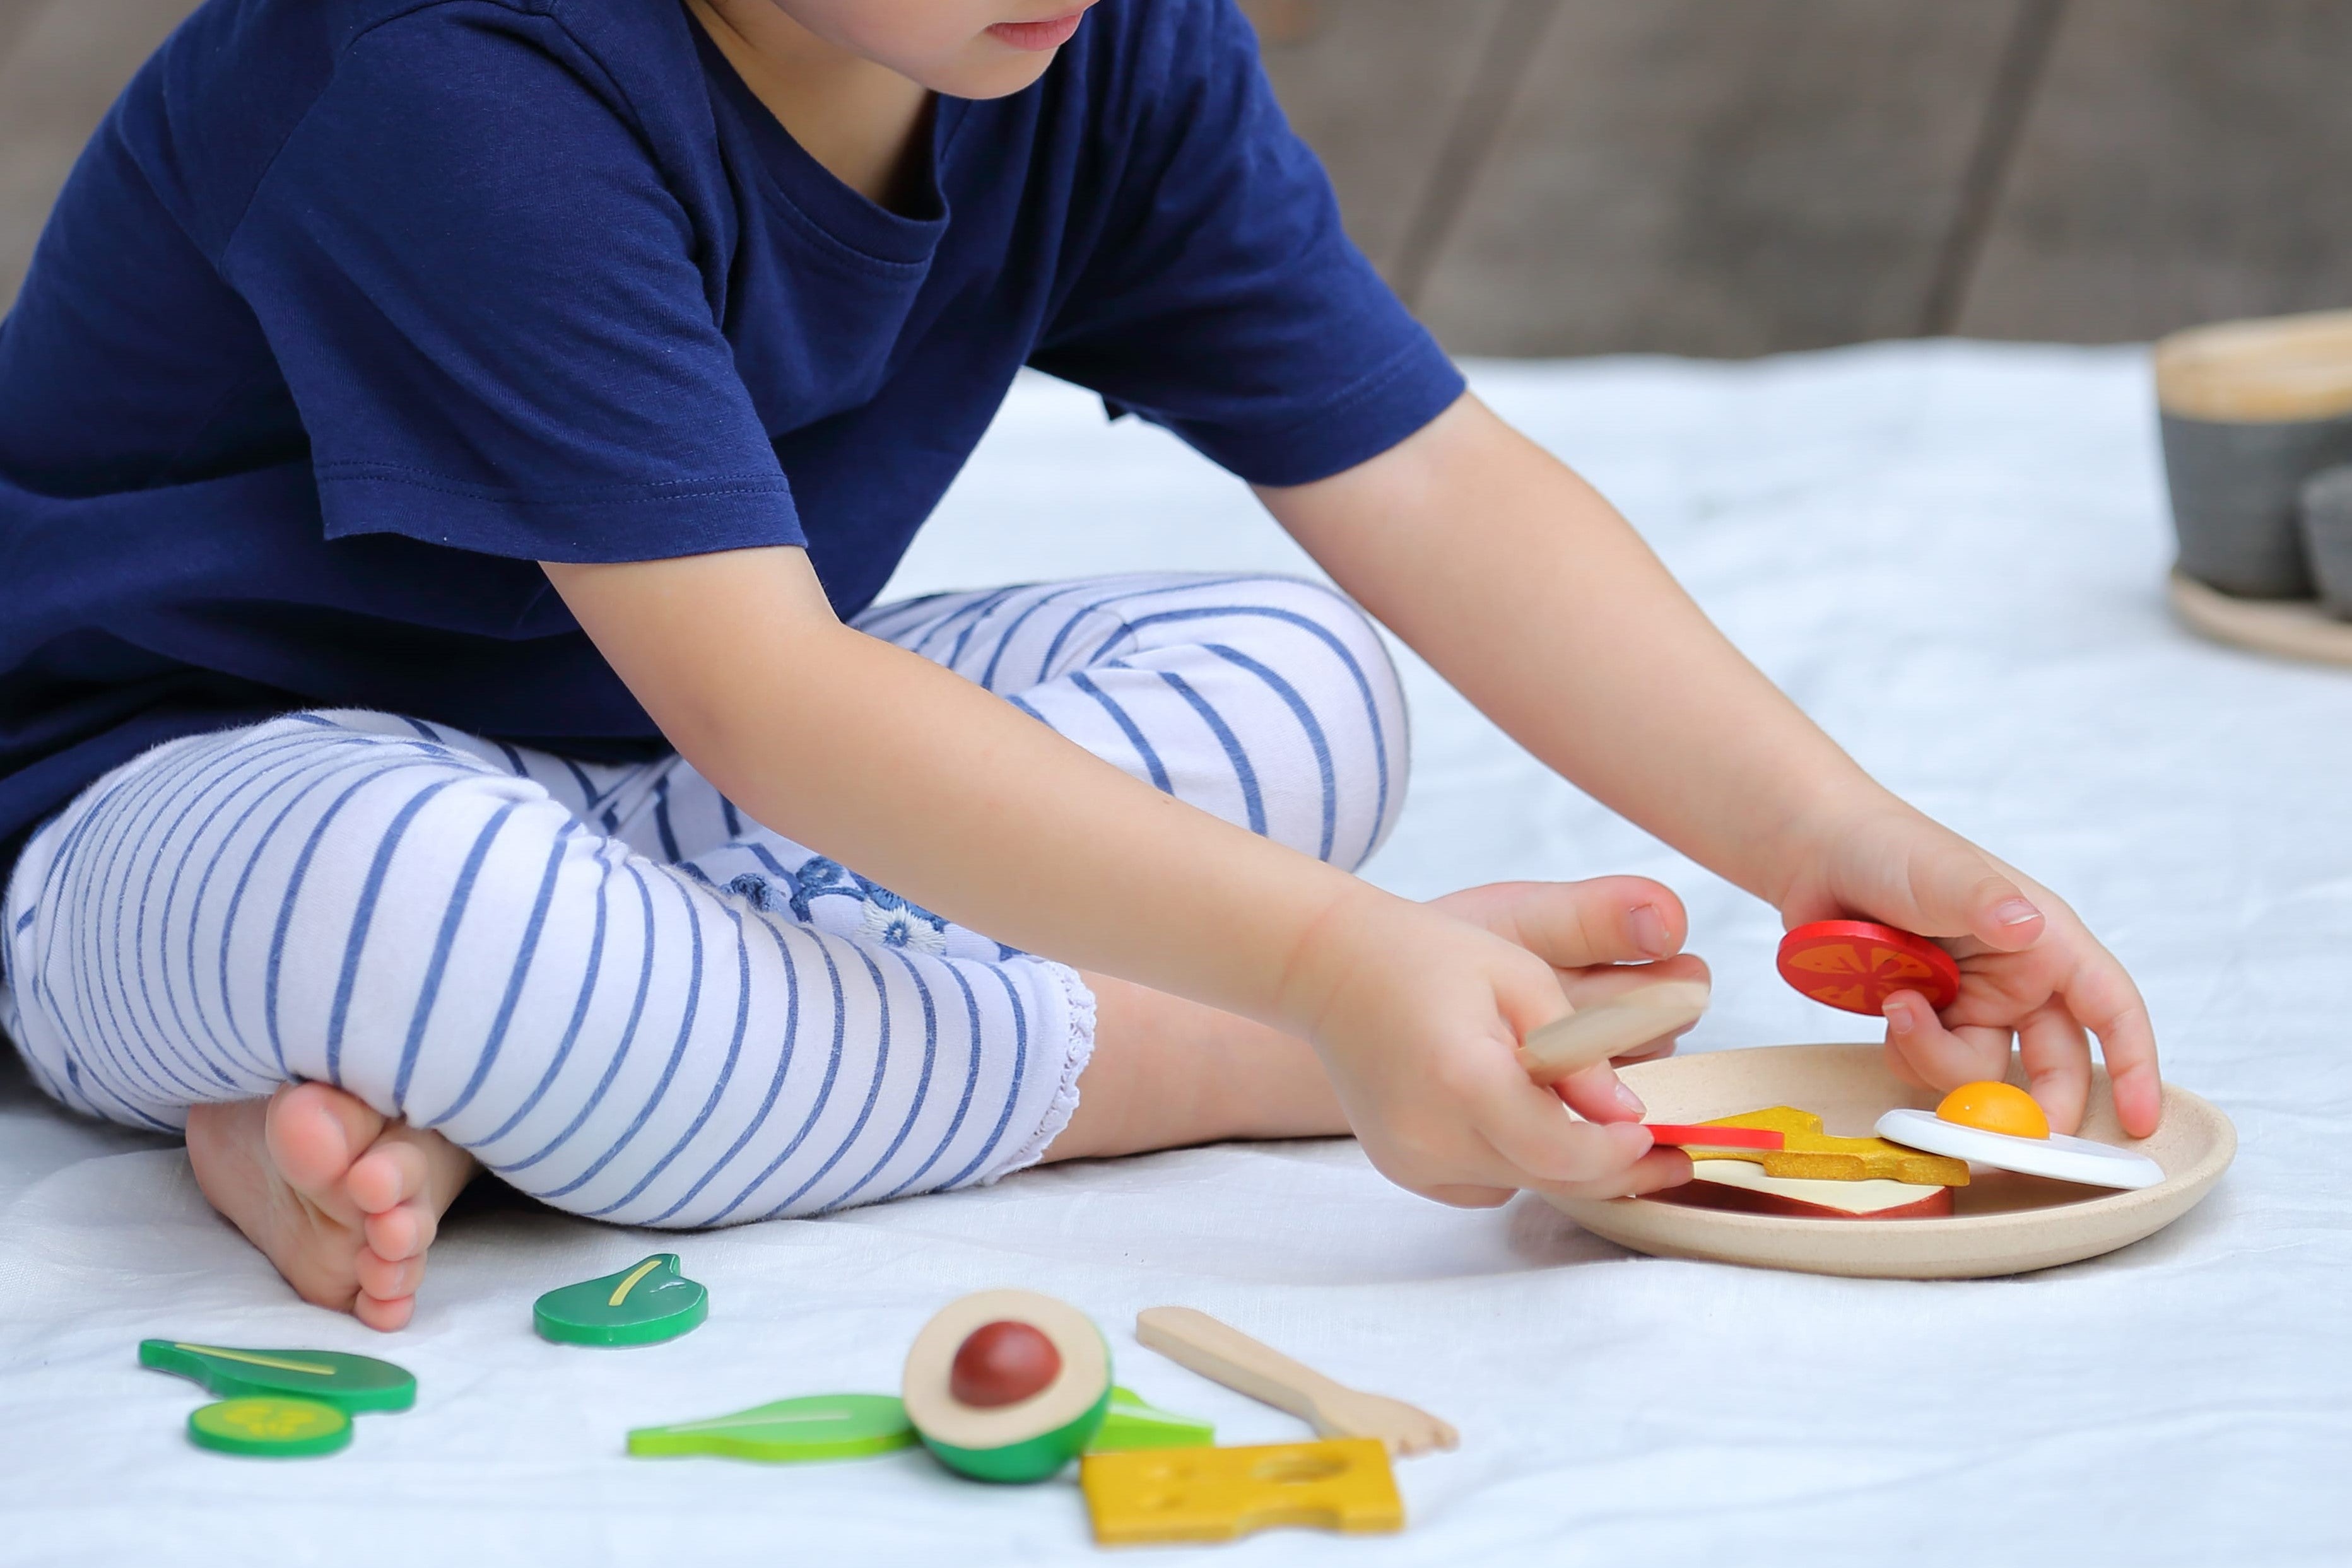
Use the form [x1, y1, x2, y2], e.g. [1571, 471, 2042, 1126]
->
[859, 898, 949, 954]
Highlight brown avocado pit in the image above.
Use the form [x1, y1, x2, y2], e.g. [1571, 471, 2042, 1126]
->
[950, 1320, 1062, 1408]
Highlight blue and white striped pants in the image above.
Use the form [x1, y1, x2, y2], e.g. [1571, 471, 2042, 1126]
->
[0, 573, 1406, 1226]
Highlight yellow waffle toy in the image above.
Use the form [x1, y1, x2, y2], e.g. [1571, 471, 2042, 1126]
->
[1693, 1106, 1969, 1186]
[1081, 1438, 1404, 1547]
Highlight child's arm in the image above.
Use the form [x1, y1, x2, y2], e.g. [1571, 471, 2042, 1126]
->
[543, 548, 1683, 1205]
[1255, 392, 2161, 1137]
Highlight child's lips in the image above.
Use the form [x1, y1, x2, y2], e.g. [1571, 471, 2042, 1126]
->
[986, 9, 1089, 50]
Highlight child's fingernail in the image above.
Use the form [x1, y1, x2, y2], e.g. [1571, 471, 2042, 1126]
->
[1883, 997, 1912, 1031]
[1994, 898, 2042, 928]
[1630, 903, 1671, 957]
[1614, 1082, 1646, 1119]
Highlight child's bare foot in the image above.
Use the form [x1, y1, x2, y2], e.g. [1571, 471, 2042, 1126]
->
[185, 1083, 476, 1331]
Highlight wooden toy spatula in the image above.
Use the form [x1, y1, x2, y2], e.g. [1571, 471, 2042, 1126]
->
[1134, 1307, 1459, 1457]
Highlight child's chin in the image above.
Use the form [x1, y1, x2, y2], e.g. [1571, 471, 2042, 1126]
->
[926, 47, 1061, 101]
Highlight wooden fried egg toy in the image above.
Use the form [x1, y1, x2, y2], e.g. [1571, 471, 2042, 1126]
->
[1876, 1081, 2163, 1190]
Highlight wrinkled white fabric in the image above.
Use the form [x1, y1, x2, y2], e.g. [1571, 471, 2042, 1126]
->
[1, 344, 2343, 1567]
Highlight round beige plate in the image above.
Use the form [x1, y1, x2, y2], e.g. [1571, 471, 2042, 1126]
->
[1548, 1044, 2235, 1279]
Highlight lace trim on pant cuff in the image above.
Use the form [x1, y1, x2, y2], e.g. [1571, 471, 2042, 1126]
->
[985, 959, 1096, 1181]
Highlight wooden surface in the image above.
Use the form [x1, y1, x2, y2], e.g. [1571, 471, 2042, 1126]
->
[1409, 0, 2025, 356]
[1959, 0, 2352, 344]
[0, 0, 196, 310]
[3, 0, 2348, 355]
[1248, 0, 2352, 356]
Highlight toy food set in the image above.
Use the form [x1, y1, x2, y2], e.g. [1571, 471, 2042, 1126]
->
[128, 912, 2214, 1550]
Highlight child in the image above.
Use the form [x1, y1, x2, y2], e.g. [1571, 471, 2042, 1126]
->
[0, 0, 2158, 1330]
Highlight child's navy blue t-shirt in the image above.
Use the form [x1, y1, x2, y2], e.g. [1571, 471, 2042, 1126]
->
[0, 0, 1461, 872]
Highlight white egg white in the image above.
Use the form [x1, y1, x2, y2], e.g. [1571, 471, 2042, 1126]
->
[1874, 1108, 2164, 1190]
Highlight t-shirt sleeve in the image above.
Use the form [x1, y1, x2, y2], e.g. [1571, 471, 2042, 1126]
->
[1025, 0, 1464, 488]
[221, 5, 799, 563]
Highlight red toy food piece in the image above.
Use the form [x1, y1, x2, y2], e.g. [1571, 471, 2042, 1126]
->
[1775, 920, 1961, 1014]
[949, 1320, 1061, 1408]
[1643, 1124, 1785, 1151]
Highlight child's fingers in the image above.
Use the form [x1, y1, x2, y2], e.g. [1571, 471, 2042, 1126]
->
[1445, 877, 1688, 968]
[1421, 1183, 1519, 1209]
[1879, 1036, 1932, 1091]
[2016, 1003, 2093, 1133]
[1476, 1082, 1655, 1188]
[2061, 958, 2163, 1138]
[1527, 1146, 1693, 1203]
[1881, 991, 2012, 1088]
[1550, 1060, 1647, 1122]
[1866, 834, 2046, 954]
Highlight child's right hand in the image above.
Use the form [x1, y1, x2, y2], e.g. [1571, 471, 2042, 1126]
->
[1279, 879, 1701, 1208]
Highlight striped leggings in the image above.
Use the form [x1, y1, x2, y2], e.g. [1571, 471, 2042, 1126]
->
[0, 573, 1406, 1226]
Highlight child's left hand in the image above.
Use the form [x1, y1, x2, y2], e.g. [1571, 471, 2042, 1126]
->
[1775, 803, 2161, 1138]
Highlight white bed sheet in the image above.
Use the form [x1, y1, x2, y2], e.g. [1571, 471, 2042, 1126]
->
[3, 342, 2345, 1565]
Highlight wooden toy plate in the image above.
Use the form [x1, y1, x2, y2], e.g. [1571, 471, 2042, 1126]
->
[2169, 568, 2352, 668]
[1548, 1043, 2234, 1279]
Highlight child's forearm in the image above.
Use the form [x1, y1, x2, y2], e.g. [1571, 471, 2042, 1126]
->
[543, 548, 1383, 1028]
[1259, 394, 1898, 906]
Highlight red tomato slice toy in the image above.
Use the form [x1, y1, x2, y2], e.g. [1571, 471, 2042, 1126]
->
[1775, 920, 1961, 1014]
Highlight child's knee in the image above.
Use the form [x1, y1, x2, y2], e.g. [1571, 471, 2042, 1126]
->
[256, 763, 599, 1118]
[1140, 575, 1411, 869]
[8, 720, 589, 1123]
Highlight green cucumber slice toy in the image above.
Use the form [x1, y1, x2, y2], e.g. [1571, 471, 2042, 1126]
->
[139, 1340, 416, 1413]
[534, 1253, 709, 1346]
[187, 1397, 353, 1458]
[626, 1393, 916, 1463]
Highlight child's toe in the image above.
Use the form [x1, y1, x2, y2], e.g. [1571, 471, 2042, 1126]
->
[264, 1082, 386, 1202]
[363, 1200, 437, 1263]
[344, 1138, 427, 1215]
[355, 1246, 427, 1304]
[351, 1290, 416, 1333]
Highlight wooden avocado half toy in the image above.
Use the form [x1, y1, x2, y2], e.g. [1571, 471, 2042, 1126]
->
[902, 1289, 1112, 1483]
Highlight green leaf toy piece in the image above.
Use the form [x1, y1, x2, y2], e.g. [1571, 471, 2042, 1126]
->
[534, 1253, 709, 1346]
[187, 1397, 353, 1458]
[139, 1340, 416, 1413]
[626, 1393, 917, 1463]
[1088, 1386, 1214, 1453]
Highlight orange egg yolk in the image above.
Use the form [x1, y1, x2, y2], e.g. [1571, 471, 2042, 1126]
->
[1935, 1081, 2050, 1140]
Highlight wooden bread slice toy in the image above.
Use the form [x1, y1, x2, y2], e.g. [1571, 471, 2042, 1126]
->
[1679, 1106, 1968, 1186]
[1517, 979, 1709, 1082]
[1653, 1159, 1955, 1219]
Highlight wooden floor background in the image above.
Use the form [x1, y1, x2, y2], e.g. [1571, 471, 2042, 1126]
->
[3, 0, 2348, 356]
